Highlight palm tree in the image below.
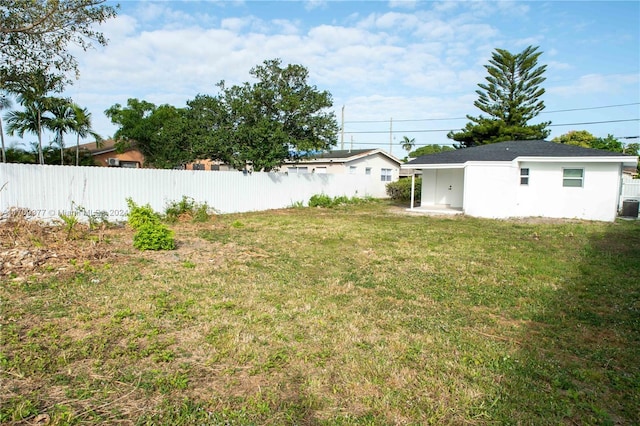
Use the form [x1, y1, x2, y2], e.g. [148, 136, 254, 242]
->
[3, 70, 62, 164]
[401, 136, 415, 154]
[70, 104, 101, 166]
[0, 95, 11, 163]
[47, 98, 75, 165]
[5, 107, 48, 162]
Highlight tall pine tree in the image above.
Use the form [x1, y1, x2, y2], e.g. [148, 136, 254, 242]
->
[448, 46, 551, 147]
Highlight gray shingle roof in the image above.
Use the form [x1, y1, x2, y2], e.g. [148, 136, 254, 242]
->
[405, 140, 634, 165]
[310, 149, 375, 159]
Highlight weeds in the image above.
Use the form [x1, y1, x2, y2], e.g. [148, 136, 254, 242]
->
[164, 196, 213, 223]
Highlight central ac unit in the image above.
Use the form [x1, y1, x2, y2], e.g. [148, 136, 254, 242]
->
[107, 158, 120, 166]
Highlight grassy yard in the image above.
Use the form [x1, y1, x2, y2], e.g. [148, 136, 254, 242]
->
[1, 201, 639, 425]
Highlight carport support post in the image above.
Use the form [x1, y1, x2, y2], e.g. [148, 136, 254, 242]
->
[410, 172, 415, 210]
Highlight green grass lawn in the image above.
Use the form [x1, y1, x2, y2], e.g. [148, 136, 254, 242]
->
[1, 201, 639, 425]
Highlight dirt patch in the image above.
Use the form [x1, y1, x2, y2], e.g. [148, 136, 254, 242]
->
[0, 213, 124, 280]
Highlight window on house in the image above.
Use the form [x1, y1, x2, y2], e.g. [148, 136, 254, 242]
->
[211, 164, 220, 171]
[365, 167, 372, 175]
[563, 168, 584, 187]
[288, 166, 309, 174]
[520, 168, 529, 185]
[381, 168, 392, 182]
[349, 166, 357, 174]
[193, 163, 205, 170]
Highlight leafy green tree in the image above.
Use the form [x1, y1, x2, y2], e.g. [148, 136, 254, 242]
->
[210, 59, 339, 171]
[107, 60, 339, 171]
[401, 136, 415, 154]
[552, 131, 623, 153]
[409, 144, 455, 158]
[625, 143, 639, 156]
[0, 94, 11, 162]
[105, 98, 190, 168]
[591, 134, 623, 153]
[5, 144, 35, 163]
[551, 130, 595, 148]
[0, 0, 117, 87]
[448, 46, 550, 147]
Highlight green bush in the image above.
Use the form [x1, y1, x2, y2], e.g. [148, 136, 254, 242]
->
[126, 198, 161, 229]
[308, 194, 376, 208]
[309, 194, 334, 208]
[386, 177, 421, 203]
[126, 198, 175, 251]
[133, 223, 176, 251]
[164, 196, 213, 223]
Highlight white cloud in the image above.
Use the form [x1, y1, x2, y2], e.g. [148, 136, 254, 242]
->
[548, 73, 640, 97]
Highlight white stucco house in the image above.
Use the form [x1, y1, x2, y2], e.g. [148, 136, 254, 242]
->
[281, 149, 402, 196]
[402, 140, 638, 222]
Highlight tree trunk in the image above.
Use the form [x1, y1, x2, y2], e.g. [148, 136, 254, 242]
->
[0, 118, 6, 163]
[76, 133, 80, 166]
[37, 111, 44, 165]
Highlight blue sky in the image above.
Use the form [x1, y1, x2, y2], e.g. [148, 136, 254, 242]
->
[49, 0, 640, 155]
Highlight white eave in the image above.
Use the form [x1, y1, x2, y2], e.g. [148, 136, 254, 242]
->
[516, 156, 638, 167]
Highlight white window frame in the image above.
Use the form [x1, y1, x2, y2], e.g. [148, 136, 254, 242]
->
[520, 167, 529, 185]
[349, 166, 357, 174]
[365, 167, 372, 175]
[563, 168, 584, 188]
[381, 168, 392, 182]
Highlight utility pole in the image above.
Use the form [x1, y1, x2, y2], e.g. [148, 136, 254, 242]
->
[340, 105, 345, 150]
[389, 117, 393, 155]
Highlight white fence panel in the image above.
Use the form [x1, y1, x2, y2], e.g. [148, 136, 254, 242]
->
[622, 176, 640, 200]
[0, 163, 387, 222]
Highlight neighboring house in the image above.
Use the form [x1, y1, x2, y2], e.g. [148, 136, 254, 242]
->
[282, 148, 401, 181]
[184, 159, 235, 171]
[80, 139, 144, 168]
[402, 140, 638, 222]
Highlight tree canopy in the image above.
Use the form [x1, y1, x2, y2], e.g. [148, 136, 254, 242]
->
[106, 59, 339, 170]
[0, 0, 117, 86]
[448, 46, 551, 148]
[408, 144, 455, 158]
[552, 130, 624, 153]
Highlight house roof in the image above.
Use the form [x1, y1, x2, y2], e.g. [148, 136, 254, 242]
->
[404, 140, 637, 167]
[289, 148, 402, 165]
[77, 139, 118, 155]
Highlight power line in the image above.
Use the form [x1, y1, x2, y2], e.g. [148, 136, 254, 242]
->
[541, 102, 640, 114]
[342, 118, 639, 135]
[343, 102, 640, 124]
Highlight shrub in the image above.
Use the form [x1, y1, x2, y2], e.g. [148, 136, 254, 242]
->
[133, 223, 176, 251]
[126, 198, 175, 251]
[164, 196, 213, 223]
[386, 177, 421, 203]
[309, 194, 333, 208]
[126, 198, 161, 229]
[308, 194, 376, 208]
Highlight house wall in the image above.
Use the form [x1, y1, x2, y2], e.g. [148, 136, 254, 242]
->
[282, 153, 400, 196]
[0, 163, 388, 222]
[513, 161, 622, 222]
[93, 150, 145, 168]
[462, 161, 622, 221]
[421, 168, 464, 207]
[463, 163, 517, 217]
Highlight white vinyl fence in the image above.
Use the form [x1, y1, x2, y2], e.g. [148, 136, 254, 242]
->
[0, 163, 388, 222]
[621, 175, 640, 201]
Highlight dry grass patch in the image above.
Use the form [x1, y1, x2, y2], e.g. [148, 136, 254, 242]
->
[1, 202, 639, 425]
